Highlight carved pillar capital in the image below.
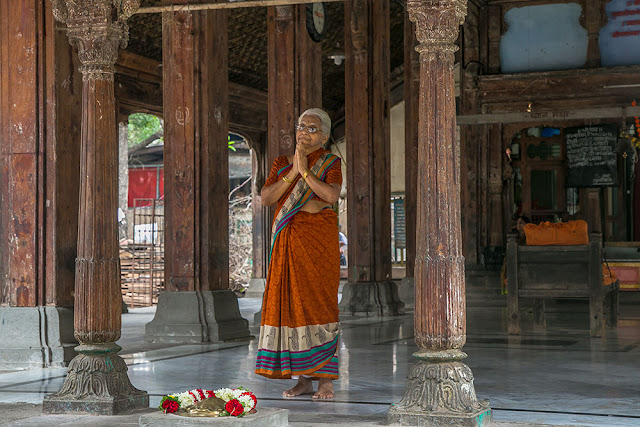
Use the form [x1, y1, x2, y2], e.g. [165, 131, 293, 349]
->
[407, 0, 467, 56]
[275, 5, 293, 19]
[51, 0, 139, 80]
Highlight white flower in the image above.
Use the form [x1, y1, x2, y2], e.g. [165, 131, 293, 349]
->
[176, 391, 196, 408]
[214, 387, 234, 402]
[238, 395, 255, 410]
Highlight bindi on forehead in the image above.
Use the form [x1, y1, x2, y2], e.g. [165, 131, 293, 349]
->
[300, 116, 321, 125]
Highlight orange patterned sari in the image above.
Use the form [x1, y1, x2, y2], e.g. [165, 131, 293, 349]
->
[255, 148, 342, 379]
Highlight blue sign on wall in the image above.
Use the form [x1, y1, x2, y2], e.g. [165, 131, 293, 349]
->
[600, 0, 640, 67]
[500, 3, 588, 73]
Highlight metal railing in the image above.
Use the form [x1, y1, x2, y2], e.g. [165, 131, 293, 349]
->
[120, 198, 165, 308]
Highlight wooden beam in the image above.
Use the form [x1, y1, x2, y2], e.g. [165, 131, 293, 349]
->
[458, 106, 640, 125]
[114, 52, 268, 131]
[136, 0, 342, 14]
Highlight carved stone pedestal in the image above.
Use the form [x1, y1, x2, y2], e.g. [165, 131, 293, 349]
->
[145, 291, 250, 343]
[338, 281, 404, 316]
[0, 307, 76, 369]
[43, 343, 148, 415]
[396, 277, 415, 309]
[244, 278, 267, 299]
[388, 351, 491, 426]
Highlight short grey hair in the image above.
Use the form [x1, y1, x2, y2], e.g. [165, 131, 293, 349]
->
[299, 108, 331, 136]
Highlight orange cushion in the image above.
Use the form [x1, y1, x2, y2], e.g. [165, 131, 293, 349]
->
[524, 220, 589, 246]
[603, 264, 617, 286]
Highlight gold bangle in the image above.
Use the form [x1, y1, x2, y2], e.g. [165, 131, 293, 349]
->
[282, 175, 291, 183]
[303, 171, 308, 180]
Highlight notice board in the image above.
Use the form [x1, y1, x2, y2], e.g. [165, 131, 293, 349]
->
[565, 125, 618, 187]
[393, 198, 406, 249]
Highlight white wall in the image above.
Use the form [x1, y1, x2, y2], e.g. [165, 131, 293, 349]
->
[390, 101, 406, 194]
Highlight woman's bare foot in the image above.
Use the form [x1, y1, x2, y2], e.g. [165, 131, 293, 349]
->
[282, 377, 313, 398]
[312, 378, 334, 400]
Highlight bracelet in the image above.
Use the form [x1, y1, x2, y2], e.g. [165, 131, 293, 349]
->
[282, 175, 292, 183]
[303, 171, 308, 180]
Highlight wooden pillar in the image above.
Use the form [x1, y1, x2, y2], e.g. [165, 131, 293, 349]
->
[267, 5, 322, 164]
[397, 12, 420, 307]
[388, 1, 491, 424]
[250, 4, 322, 307]
[43, 0, 148, 414]
[248, 134, 270, 297]
[295, 5, 322, 114]
[340, 0, 403, 316]
[145, 0, 249, 343]
[0, 0, 46, 309]
[460, 4, 482, 265]
[0, 0, 80, 369]
[268, 6, 296, 164]
[584, 0, 602, 68]
[488, 123, 504, 248]
[404, 13, 419, 281]
[585, 188, 602, 234]
[487, 4, 501, 74]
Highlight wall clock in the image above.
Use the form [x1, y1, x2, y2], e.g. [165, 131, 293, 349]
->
[306, 2, 327, 43]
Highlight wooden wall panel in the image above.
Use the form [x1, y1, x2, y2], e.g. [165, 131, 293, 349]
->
[1, 0, 39, 306]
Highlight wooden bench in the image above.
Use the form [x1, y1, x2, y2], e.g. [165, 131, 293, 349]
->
[506, 232, 619, 337]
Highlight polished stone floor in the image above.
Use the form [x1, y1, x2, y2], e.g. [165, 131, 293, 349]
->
[0, 291, 639, 426]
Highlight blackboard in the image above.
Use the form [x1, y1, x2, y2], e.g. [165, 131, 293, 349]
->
[393, 198, 406, 249]
[565, 125, 618, 187]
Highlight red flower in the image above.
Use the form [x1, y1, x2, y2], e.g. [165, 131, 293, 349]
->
[225, 399, 244, 416]
[206, 390, 215, 398]
[240, 391, 257, 407]
[162, 399, 179, 413]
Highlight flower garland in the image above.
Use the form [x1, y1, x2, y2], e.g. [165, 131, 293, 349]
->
[159, 387, 257, 417]
[620, 100, 640, 150]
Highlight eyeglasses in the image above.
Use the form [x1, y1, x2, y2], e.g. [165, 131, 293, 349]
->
[295, 124, 319, 134]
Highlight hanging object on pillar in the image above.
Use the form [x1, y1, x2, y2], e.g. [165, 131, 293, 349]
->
[306, 1, 327, 42]
[328, 43, 345, 65]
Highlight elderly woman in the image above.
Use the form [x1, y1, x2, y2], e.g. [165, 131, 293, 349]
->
[255, 108, 342, 400]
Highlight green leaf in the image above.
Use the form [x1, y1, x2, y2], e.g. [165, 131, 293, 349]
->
[128, 113, 162, 148]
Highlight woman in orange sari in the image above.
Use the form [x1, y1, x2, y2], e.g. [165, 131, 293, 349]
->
[255, 108, 342, 400]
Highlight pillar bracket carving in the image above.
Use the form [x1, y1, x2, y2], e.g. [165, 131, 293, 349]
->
[51, 0, 139, 80]
[407, 0, 466, 57]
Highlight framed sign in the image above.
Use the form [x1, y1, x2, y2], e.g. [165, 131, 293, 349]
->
[565, 125, 618, 187]
[306, 2, 327, 42]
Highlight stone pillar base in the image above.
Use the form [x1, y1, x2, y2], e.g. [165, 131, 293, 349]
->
[388, 407, 491, 426]
[43, 393, 149, 415]
[43, 343, 148, 415]
[338, 281, 404, 316]
[253, 307, 262, 326]
[0, 306, 76, 369]
[145, 291, 250, 343]
[244, 278, 267, 299]
[396, 277, 414, 309]
[388, 356, 491, 427]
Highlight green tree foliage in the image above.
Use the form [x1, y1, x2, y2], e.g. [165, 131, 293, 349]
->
[128, 113, 162, 148]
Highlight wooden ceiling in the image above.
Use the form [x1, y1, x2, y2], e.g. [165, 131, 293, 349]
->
[126, 1, 407, 116]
